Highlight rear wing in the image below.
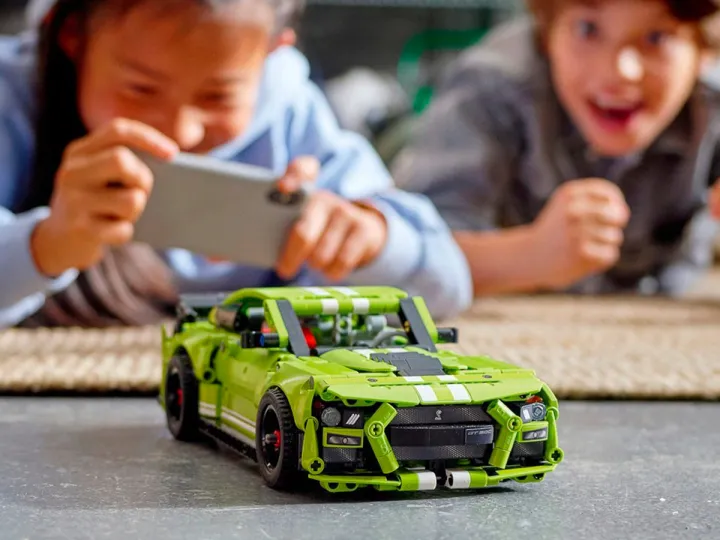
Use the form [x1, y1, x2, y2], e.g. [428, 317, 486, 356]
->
[175, 292, 232, 324]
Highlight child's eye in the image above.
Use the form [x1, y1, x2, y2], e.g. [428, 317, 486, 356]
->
[200, 92, 238, 106]
[128, 83, 158, 96]
[646, 30, 668, 46]
[575, 19, 599, 39]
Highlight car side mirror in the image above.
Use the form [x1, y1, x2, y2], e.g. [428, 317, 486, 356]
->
[436, 327, 458, 344]
[240, 331, 281, 349]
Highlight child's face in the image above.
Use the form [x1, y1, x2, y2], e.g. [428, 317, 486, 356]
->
[69, 1, 280, 153]
[545, 0, 707, 157]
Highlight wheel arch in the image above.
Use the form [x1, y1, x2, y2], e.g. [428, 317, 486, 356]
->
[169, 337, 222, 381]
[262, 374, 316, 433]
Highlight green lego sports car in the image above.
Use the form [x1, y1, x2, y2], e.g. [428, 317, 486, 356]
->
[159, 286, 563, 493]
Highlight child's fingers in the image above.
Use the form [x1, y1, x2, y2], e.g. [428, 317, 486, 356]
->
[574, 178, 624, 200]
[568, 198, 629, 227]
[61, 209, 135, 246]
[275, 193, 331, 278]
[324, 225, 369, 281]
[276, 156, 320, 193]
[58, 147, 154, 193]
[582, 223, 624, 246]
[66, 118, 178, 159]
[91, 218, 136, 246]
[84, 187, 148, 223]
[578, 239, 620, 269]
[564, 178, 629, 225]
[308, 209, 352, 270]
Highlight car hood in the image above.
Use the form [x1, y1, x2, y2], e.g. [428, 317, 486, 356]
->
[308, 347, 545, 407]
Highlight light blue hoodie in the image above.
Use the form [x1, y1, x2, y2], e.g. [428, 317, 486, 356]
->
[0, 30, 473, 327]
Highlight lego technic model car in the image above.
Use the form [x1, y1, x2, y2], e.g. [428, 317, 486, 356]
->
[159, 286, 563, 493]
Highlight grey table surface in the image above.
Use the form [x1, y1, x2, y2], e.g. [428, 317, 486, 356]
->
[1, 398, 718, 540]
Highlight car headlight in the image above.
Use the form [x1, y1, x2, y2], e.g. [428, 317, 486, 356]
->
[521, 428, 548, 441]
[520, 402, 546, 423]
[321, 407, 342, 427]
[327, 434, 362, 446]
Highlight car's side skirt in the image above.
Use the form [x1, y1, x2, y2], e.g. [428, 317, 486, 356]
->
[198, 419, 258, 462]
[198, 401, 257, 448]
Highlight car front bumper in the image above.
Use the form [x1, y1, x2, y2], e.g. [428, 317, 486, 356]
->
[299, 398, 564, 493]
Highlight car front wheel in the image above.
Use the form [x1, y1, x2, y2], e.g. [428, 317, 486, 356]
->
[256, 388, 301, 490]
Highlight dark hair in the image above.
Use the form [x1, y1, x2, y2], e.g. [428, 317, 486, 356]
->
[17, 0, 305, 213]
[526, 0, 720, 49]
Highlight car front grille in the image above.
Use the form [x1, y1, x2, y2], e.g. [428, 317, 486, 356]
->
[386, 406, 494, 462]
[316, 403, 546, 472]
[387, 405, 545, 464]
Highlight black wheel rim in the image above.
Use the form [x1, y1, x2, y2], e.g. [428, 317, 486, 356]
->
[166, 365, 183, 424]
[260, 405, 282, 472]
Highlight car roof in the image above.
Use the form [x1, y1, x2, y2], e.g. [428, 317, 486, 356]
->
[222, 286, 409, 316]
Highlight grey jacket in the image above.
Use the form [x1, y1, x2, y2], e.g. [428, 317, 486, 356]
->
[393, 17, 720, 295]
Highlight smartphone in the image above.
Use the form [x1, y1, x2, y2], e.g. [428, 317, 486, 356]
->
[132, 152, 309, 268]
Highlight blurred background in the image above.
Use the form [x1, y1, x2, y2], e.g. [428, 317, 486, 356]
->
[0, 0, 524, 167]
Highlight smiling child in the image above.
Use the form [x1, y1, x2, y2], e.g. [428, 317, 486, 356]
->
[0, 0, 473, 328]
[394, 0, 720, 297]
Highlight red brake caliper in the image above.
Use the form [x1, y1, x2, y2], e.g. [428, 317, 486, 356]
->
[177, 389, 183, 406]
[273, 430, 281, 449]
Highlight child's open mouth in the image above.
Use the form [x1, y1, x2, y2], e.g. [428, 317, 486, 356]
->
[588, 97, 643, 130]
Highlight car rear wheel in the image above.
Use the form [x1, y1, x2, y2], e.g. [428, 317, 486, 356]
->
[256, 388, 301, 490]
[165, 352, 200, 442]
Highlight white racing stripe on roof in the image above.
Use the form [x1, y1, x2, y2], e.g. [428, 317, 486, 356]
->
[332, 286, 357, 296]
[447, 384, 471, 402]
[403, 376, 424, 383]
[352, 298, 370, 313]
[305, 287, 330, 296]
[387, 348, 406, 353]
[415, 385, 438, 403]
[352, 349, 372, 358]
[437, 375, 457, 381]
[321, 299, 339, 314]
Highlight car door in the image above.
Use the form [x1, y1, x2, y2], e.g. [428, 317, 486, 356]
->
[237, 345, 281, 414]
[220, 341, 281, 438]
[216, 340, 257, 445]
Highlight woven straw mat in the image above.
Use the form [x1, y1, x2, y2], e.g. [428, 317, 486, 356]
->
[1, 272, 720, 398]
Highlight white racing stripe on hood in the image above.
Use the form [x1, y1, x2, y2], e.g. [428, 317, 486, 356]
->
[414, 385, 438, 403]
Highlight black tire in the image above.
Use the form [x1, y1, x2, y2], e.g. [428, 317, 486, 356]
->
[164, 352, 200, 442]
[255, 388, 301, 490]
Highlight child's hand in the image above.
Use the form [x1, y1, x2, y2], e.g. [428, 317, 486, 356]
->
[529, 178, 630, 290]
[275, 157, 388, 281]
[710, 178, 720, 219]
[31, 119, 178, 276]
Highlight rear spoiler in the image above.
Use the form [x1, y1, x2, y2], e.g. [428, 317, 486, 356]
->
[176, 292, 232, 321]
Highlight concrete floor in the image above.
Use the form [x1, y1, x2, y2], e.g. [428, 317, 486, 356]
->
[0, 398, 718, 539]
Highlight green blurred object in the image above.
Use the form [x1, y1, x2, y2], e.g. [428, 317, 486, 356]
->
[373, 28, 490, 165]
[397, 29, 489, 114]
